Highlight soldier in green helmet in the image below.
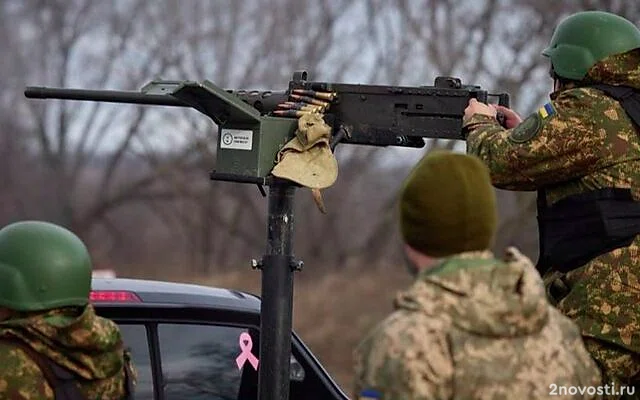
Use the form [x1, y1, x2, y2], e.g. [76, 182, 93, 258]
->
[463, 10, 640, 398]
[0, 221, 136, 399]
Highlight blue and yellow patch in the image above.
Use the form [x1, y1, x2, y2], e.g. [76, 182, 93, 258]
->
[509, 101, 555, 144]
[537, 102, 556, 119]
[359, 388, 382, 399]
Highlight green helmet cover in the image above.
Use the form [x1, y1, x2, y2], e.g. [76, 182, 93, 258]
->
[0, 221, 92, 312]
[542, 11, 640, 81]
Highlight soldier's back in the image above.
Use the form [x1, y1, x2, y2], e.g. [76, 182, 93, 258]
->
[0, 305, 135, 400]
[354, 248, 602, 400]
[0, 340, 131, 399]
[448, 306, 602, 399]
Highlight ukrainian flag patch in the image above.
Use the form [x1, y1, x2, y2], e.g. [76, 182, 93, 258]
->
[359, 388, 382, 399]
[538, 102, 556, 119]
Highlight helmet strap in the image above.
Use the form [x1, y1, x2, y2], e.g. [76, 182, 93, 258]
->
[0, 307, 13, 321]
[550, 65, 580, 91]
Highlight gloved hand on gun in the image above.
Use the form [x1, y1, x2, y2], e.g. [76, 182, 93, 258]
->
[269, 89, 338, 214]
[464, 98, 522, 129]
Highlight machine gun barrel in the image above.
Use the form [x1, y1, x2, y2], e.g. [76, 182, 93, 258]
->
[24, 86, 190, 108]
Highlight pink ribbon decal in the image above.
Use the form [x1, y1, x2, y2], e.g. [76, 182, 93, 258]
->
[235, 332, 259, 370]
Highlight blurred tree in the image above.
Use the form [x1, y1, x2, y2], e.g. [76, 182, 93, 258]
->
[2, 0, 638, 273]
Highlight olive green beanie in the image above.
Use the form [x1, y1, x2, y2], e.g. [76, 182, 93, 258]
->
[399, 150, 497, 257]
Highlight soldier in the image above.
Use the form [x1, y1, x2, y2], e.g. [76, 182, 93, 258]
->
[462, 10, 640, 397]
[353, 150, 602, 400]
[0, 221, 136, 399]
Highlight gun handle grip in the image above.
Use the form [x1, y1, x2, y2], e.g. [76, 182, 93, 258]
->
[498, 94, 510, 108]
[497, 111, 507, 128]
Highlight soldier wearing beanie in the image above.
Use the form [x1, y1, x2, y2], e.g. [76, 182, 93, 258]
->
[353, 150, 602, 400]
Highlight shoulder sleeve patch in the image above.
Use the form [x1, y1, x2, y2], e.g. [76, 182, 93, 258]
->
[508, 113, 542, 144]
[538, 102, 557, 119]
[359, 388, 382, 399]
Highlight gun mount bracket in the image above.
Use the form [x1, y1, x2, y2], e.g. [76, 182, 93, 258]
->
[209, 171, 271, 197]
[330, 124, 352, 150]
[209, 171, 267, 184]
[251, 256, 304, 272]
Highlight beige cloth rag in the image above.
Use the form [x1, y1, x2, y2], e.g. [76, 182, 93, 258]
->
[272, 113, 338, 189]
[271, 113, 338, 212]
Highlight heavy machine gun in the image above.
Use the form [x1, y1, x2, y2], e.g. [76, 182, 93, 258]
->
[25, 70, 509, 400]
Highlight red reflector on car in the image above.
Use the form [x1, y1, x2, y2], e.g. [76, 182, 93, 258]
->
[90, 291, 142, 303]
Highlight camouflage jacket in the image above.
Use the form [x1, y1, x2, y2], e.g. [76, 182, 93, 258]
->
[463, 49, 640, 386]
[464, 49, 640, 202]
[0, 304, 135, 399]
[353, 247, 601, 400]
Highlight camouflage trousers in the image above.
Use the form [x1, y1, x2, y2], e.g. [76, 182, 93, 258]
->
[580, 338, 640, 399]
[544, 241, 640, 400]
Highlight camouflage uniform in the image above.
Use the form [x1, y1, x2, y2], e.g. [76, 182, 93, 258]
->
[0, 220, 136, 399]
[353, 247, 602, 400]
[464, 49, 640, 394]
[0, 304, 135, 399]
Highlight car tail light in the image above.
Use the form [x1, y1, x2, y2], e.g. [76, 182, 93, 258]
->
[90, 290, 142, 303]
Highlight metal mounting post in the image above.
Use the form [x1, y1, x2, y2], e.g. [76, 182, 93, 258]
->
[257, 177, 300, 400]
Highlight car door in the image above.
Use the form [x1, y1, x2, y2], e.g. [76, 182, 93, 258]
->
[101, 307, 346, 400]
[114, 320, 260, 400]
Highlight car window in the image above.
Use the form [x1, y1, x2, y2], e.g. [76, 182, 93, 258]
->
[158, 323, 254, 400]
[118, 323, 154, 400]
[116, 320, 308, 400]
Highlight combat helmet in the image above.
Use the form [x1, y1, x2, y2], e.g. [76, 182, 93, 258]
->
[542, 11, 640, 81]
[0, 221, 92, 312]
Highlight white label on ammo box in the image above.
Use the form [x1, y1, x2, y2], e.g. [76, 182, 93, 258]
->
[220, 129, 253, 151]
